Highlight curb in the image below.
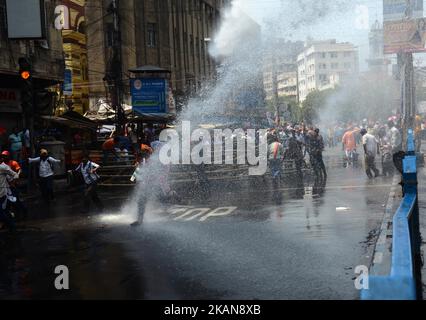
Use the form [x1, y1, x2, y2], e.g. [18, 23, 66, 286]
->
[369, 174, 401, 276]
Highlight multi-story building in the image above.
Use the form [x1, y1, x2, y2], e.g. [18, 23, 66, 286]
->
[367, 20, 389, 74]
[263, 40, 304, 102]
[297, 39, 359, 102]
[60, 0, 90, 114]
[85, 0, 228, 110]
[0, 0, 64, 134]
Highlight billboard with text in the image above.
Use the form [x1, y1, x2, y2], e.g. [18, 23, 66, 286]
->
[384, 17, 426, 53]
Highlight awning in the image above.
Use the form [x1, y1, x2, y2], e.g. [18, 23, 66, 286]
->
[41, 115, 98, 130]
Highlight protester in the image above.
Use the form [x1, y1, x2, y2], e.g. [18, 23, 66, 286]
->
[8, 127, 23, 162]
[102, 136, 119, 164]
[342, 126, 358, 167]
[29, 149, 61, 204]
[387, 120, 402, 155]
[0, 152, 19, 231]
[75, 154, 104, 213]
[360, 129, 380, 179]
[268, 135, 285, 186]
[1, 151, 27, 219]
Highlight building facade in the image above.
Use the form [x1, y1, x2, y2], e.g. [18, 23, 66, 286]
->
[297, 39, 359, 102]
[85, 0, 228, 110]
[263, 40, 304, 103]
[0, 0, 64, 136]
[60, 0, 89, 114]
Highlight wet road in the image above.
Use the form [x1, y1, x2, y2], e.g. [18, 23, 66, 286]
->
[0, 147, 393, 299]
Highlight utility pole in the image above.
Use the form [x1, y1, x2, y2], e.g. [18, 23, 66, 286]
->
[398, 52, 416, 151]
[109, 0, 123, 134]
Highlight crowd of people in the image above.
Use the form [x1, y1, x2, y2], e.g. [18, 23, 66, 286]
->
[1, 114, 425, 231]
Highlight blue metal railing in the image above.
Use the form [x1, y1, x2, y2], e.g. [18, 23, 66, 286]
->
[361, 129, 421, 300]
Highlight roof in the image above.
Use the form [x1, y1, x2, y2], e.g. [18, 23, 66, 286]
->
[41, 115, 98, 130]
[128, 65, 171, 73]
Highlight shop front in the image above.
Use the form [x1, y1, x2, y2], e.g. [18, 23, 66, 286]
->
[0, 87, 23, 152]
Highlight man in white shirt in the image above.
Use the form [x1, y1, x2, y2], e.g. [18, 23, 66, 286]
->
[0, 153, 19, 231]
[387, 121, 402, 154]
[75, 155, 104, 213]
[29, 149, 61, 204]
[361, 129, 380, 179]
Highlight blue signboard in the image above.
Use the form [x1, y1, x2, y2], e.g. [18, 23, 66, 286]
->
[63, 69, 72, 96]
[131, 78, 168, 114]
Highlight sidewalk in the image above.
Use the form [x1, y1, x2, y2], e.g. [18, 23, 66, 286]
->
[368, 152, 426, 299]
[418, 163, 426, 299]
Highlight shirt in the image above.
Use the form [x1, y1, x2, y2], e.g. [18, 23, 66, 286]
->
[342, 130, 357, 151]
[268, 142, 285, 160]
[76, 161, 100, 185]
[3, 160, 21, 173]
[102, 138, 115, 150]
[388, 127, 402, 151]
[29, 157, 61, 177]
[9, 133, 23, 152]
[0, 163, 18, 198]
[362, 133, 378, 156]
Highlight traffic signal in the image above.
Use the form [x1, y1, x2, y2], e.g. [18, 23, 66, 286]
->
[18, 57, 34, 114]
[18, 57, 32, 81]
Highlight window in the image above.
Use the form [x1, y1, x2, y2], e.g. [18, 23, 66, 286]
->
[320, 52, 326, 58]
[344, 62, 351, 69]
[344, 52, 351, 57]
[147, 23, 157, 48]
[330, 52, 338, 58]
[331, 63, 339, 69]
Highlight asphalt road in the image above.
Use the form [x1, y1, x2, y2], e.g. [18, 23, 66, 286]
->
[0, 147, 394, 299]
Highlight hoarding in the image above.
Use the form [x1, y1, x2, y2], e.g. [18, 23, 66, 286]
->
[384, 17, 426, 53]
[6, 0, 45, 39]
[383, 0, 423, 21]
[131, 78, 168, 114]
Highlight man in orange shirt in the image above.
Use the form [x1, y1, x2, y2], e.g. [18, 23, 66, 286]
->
[342, 127, 359, 167]
[1, 151, 21, 176]
[102, 137, 119, 164]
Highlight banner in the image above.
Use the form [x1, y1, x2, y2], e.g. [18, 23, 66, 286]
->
[383, 0, 423, 21]
[384, 17, 426, 53]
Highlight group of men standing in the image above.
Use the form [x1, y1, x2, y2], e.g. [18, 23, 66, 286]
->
[267, 125, 327, 187]
[341, 120, 402, 179]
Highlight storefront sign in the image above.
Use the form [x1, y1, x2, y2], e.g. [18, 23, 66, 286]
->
[0, 88, 21, 113]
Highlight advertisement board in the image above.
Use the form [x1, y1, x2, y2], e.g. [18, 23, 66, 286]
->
[383, 0, 423, 21]
[384, 17, 426, 53]
[131, 78, 168, 114]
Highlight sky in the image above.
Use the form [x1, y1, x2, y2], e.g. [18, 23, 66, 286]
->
[234, 0, 386, 71]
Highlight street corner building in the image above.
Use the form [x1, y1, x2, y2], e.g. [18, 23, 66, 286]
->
[0, 0, 64, 137]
